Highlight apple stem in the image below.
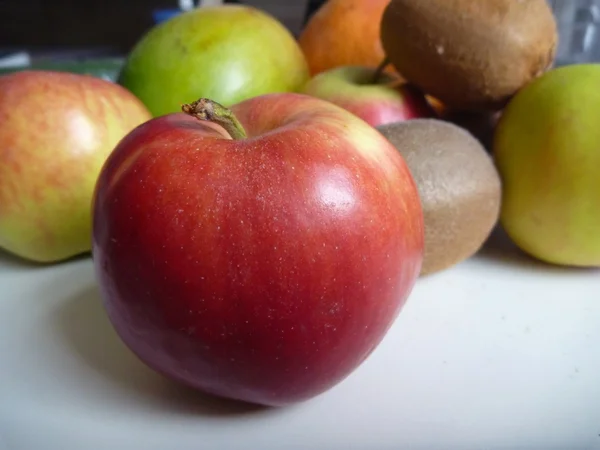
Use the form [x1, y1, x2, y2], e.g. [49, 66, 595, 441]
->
[372, 57, 391, 84]
[182, 98, 248, 140]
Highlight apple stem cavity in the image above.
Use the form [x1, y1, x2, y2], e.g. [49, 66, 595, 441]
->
[372, 57, 391, 84]
[182, 98, 248, 140]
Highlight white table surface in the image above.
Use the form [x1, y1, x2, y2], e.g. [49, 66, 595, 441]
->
[1, 227, 599, 450]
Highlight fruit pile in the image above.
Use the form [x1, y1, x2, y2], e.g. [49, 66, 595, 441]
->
[0, 0, 598, 407]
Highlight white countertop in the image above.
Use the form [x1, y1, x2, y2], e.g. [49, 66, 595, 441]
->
[1, 227, 599, 450]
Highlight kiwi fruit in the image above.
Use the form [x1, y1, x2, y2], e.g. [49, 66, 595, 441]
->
[380, 0, 558, 111]
[377, 119, 501, 276]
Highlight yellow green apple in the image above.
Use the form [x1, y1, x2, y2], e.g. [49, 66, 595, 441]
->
[118, 5, 310, 117]
[493, 64, 600, 267]
[0, 70, 151, 263]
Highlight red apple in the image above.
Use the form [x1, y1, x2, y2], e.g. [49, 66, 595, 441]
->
[92, 92, 424, 407]
[301, 66, 435, 127]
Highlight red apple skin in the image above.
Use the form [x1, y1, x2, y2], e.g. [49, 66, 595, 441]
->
[92, 93, 424, 406]
[301, 66, 436, 127]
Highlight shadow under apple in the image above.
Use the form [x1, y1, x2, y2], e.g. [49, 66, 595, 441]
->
[0, 247, 92, 269]
[54, 284, 271, 418]
[0, 248, 35, 269]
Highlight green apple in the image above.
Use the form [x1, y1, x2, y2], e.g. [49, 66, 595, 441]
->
[493, 64, 600, 267]
[118, 5, 310, 117]
[0, 70, 151, 263]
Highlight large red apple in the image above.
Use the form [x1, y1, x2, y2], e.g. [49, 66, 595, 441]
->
[92, 93, 424, 407]
[301, 66, 435, 127]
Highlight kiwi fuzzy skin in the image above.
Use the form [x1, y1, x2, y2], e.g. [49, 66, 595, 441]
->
[380, 0, 558, 112]
[377, 119, 502, 276]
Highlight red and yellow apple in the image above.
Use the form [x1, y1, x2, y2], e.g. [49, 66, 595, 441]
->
[92, 92, 424, 406]
[301, 66, 435, 127]
[0, 70, 151, 263]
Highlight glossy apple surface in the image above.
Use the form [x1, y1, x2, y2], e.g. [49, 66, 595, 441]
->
[0, 70, 151, 263]
[302, 66, 435, 127]
[92, 93, 424, 406]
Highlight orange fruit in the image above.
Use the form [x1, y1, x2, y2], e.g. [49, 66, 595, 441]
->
[299, 0, 391, 76]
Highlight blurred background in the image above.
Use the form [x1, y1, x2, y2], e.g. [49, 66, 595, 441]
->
[0, 0, 318, 70]
[549, 0, 600, 65]
[1, 0, 599, 75]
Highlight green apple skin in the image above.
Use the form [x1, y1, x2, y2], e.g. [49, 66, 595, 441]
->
[493, 64, 600, 267]
[0, 71, 151, 263]
[118, 5, 310, 117]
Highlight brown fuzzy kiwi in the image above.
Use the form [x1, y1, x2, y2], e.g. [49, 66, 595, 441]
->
[380, 0, 558, 111]
[377, 119, 501, 276]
